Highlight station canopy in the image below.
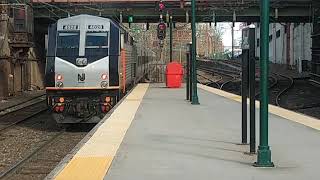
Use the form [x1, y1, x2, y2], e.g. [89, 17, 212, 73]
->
[5, 0, 318, 22]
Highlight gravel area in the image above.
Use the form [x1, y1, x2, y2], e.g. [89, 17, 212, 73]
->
[6, 130, 88, 180]
[0, 111, 93, 180]
[0, 112, 61, 174]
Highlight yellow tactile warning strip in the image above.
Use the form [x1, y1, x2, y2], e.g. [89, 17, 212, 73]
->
[199, 84, 320, 130]
[54, 83, 149, 180]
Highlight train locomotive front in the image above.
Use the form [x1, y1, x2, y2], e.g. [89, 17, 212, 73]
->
[45, 15, 147, 123]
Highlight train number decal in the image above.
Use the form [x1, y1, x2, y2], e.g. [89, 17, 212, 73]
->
[88, 25, 104, 30]
[78, 73, 85, 82]
[62, 25, 79, 30]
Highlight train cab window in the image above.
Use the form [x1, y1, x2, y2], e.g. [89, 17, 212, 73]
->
[57, 32, 80, 49]
[56, 32, 80, 60]
[85, 32, 109, 62]
[85, 32, 108, 48]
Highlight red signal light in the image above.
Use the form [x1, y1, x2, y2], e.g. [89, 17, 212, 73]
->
[158, 23, 166, 30]
[157, 23, 166, 40]
[159, 1, 165, 11]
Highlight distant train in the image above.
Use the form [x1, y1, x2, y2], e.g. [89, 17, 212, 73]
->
[45, 15, 154, 123]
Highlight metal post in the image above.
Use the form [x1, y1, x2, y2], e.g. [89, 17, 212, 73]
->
[241, 52, 248, 144]
[191, 0, 200, 105]
[255, 0, 274, 167]
[249, 27, 256, 154]
[189, 43, 193, 102]
[186, 49, 190, 100]
[170, 16, 173, 62]
[232, 22, 234, 60]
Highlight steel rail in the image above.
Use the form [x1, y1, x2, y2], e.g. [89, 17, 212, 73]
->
[0, 131, 64, 179]
[275, 73, 294, 107]
[197, 72, 221, 88]
[0, 101, 47, 133]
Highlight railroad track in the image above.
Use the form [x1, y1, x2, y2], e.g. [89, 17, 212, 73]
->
[198, 58, 320, 120]
[198, 59, 295, 107]
[197, 66, 240, 90]
[197, 73, 221, 88]
[265, 73, 294, 107]
[0, 95, 46, 116]
[0, 131, 64, 179]
[255, 75, 278, 99]
[274, 74, 294, 106]
[0, 112, 91, 179]
[0, 100, 48, 133]
[0, 127, 90, 180]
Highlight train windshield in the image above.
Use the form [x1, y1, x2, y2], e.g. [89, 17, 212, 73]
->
[56, 32, 80, 60]
[85, 32, 108, 48]
[85, 32, 109, 62]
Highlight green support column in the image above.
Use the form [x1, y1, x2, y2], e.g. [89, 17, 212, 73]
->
[255, 0, 274, 167]
[191, 0, 199, 105]
[170, 16, 173, 62]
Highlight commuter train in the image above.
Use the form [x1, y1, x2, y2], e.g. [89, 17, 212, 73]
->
[45, 15, 154, 123]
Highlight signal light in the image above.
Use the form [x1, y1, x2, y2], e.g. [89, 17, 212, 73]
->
[59, 106, 64, 112]
[128, 15, 133, 23]
[55, 106, 60, 112]
[158, 23, 166, 30]
[59, 97, 65, 103]
[105, 96, 111, 102]
[101, 105, 110, 113]
[157, 22, 166, 40]
[159, 0, 165, 11]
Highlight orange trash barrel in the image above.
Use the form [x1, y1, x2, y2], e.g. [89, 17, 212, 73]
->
[166, 62, 184, 88]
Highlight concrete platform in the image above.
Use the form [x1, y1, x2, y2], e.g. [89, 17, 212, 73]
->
[51, 83, 320, 180]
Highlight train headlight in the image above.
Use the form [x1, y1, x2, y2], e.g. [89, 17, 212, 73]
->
[76, 58, 88, 66]
[101, 73, 108, 80]
[100, 81, 108, 88]
[56, 74, 63, 81]
[56, 81, 63, 88]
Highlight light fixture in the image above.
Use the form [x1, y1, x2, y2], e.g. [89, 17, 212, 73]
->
[101, 81, 108, 88]
[56, 82, 63, 88]
[56, 74, 63, 81]
[101, 74, 108, 80]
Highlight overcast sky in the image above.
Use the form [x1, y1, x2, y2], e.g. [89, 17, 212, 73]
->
[217, 22, 242, 50]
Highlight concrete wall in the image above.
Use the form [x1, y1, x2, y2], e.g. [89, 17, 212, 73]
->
[0, 14, 11, 98]
[255, 23, 312, 72]
[28, 48, 44, 90]
[0, 12, 44, 99]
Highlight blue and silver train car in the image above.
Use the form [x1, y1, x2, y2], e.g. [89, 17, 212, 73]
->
[45, 14, 152, 123]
